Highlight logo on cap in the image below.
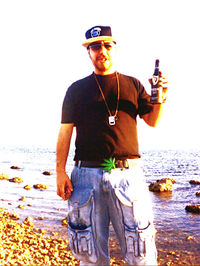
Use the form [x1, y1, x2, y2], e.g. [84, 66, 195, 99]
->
[90, 27, 101, 38]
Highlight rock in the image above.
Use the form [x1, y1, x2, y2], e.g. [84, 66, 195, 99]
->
[10, 166, 21, 170]
[33, 184, 49, 190]
[9, 212, 20, 220]
[0, 174, 9, 180]
[24, 185, 31, 190]
[39, 229, 46, 234]
[9, 177, 23, 183]
[0, 208, 80, 265]
[19, 196, 26, 201]
[18, 205, 25, 209]
[23, 216, 34, 226]
[62, 218, 68, 227]
[159, 178, 176, 184]
[185, 204, 200, 214]
[189, 180, 200, 185]
[149, 178, 175, 192]
[42, 171, 51, 176]
[196, 192, 200, 197]
[169, 251, 175, 255]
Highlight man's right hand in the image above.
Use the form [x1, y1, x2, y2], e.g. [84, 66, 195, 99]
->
[56, 171, 73, 200]
[56, 123, 74, 201]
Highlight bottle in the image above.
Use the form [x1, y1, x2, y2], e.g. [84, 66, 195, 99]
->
[151, 59, 162, 103]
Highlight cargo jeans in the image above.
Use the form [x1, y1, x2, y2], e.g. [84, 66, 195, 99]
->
[67, 160, 157, 265]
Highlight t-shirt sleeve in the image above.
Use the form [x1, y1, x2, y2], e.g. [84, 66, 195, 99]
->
[136, 79, 153, 117]
[61, 87, 75, 124]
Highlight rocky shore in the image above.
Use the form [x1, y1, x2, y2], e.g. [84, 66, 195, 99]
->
[1, 168, 200, 265]
[0, 208, 124, 265]
[1, 207, 200, 265]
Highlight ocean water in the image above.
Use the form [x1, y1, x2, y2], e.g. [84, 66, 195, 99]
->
[0, 145, 200, 248]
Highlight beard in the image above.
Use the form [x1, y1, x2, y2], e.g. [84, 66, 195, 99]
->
[94, 56, 112, 72]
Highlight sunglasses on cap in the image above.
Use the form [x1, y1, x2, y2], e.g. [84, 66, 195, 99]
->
[88, 42, 116, 51]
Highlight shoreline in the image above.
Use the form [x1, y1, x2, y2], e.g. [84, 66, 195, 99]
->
[1, 147, 200, 265]
[1, 208, 200, 265]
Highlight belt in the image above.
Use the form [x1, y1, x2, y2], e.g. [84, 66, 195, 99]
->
[75, 159, 139, 169]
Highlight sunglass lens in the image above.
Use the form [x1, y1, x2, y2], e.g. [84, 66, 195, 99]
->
[89, 43, 101, 50]
[104, 43, 113, 50]
[89, 42, 115, 51]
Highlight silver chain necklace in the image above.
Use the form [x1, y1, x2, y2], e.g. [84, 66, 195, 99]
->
[94, 72, 120, 126]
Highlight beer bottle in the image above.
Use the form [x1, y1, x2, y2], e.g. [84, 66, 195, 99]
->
[151, 59, 162, 103]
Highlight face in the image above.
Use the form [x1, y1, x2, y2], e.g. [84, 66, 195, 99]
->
[87, 41, 117, 75]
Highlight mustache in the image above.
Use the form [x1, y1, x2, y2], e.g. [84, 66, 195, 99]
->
[97, 55, 109, 60]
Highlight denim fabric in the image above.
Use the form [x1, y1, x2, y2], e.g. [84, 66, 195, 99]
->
[67, 162, 157, 266]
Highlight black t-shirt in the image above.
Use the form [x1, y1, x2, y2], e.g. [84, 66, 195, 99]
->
[61, 72, 153, 161]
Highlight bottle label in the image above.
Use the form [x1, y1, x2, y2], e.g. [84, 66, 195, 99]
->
[151, 87, 163, 104]
[152, 75, 159, 86]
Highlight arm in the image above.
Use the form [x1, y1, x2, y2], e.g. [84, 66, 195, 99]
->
[142, 103, 164, 127]
[142, 72, 168, 127]
[56, 123, 74, 200]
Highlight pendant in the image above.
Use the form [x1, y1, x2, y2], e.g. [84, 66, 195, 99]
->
[109, 116, 115, 126]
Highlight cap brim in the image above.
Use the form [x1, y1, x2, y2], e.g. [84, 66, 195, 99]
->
[82, 36, 116, 47]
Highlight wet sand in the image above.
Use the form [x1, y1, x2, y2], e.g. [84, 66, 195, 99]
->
[1, 208, 200, 265]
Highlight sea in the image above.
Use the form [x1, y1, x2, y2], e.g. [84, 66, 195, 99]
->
[0, 144, 200, 259]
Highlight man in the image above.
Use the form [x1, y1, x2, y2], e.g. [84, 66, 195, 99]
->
[56, 25, 168, 265]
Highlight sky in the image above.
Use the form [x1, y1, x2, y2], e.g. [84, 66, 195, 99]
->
[0, 0, 200, 151]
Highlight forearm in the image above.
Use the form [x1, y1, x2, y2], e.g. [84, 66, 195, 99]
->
[56, 123, 74, 200]
[56, 123, 74, 173]
[142, 103, 164, 127]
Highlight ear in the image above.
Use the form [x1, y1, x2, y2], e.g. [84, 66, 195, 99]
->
[87, 48, 92, 59]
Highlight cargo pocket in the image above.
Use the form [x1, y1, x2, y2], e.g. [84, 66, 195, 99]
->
[67, 187, 98, 263]
[137, 223, 157, 257]
[114, 188, 157, 263]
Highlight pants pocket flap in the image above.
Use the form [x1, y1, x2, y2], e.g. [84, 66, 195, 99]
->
[69, 187, 94, 208]
[115, 188, 133, 207]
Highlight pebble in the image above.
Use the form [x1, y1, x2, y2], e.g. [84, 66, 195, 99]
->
[189, 180, 200, 185]
[0, 174, 9, 180]
[62, 218, 68, 227]
[18, 205, 25, 209]
[24, 217, 34, 227]
[19, 196, 26, 201]
[33, 184, 49, 190]
[9, 212, 20, 220]
[9, 177, 23, 183]
[10, 165, 21, 169]
[24, 185, 31, 190]
[185, 204, 200, 214]
[42, 171, 51, 175]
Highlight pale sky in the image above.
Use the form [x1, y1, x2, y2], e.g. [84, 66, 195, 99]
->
[0, 0, 199, 150]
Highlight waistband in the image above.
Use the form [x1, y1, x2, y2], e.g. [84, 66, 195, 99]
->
[74, 159, 140, 169]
